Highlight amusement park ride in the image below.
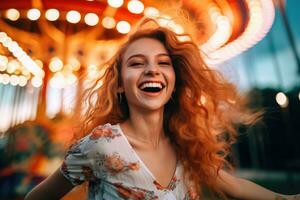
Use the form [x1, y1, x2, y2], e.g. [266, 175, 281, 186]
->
[0, 0, 275, 132]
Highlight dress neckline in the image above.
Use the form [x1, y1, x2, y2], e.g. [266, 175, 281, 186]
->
[116, 123, 178, 190]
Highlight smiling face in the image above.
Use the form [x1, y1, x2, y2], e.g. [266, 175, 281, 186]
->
[120, 37, 176, 112]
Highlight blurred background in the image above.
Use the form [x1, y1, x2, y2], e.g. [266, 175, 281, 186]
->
[0, 0, 299, 199]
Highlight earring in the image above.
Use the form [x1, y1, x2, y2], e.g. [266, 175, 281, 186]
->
[117, 92, 122, 104]
[170, 90, 176, 102]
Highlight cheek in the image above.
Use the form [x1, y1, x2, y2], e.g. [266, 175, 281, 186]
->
[167, 69, 176, 90]
[121, 70, 138, 91]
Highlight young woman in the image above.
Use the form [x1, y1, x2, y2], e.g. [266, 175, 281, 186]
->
[25, 18, 300, 200]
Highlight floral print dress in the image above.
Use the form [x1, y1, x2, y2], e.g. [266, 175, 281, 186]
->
[60, 123, 197, 200]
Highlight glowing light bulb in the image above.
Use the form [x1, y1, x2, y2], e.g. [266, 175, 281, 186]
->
[144, 7, 159, 18]
[0, 32, 7, 40]
[68, 57, 81, 71]
[275, 92, 288, 108]
[18, 75, 27, 86]
[27, 8, 41, 21]
[45, 9, 60, 21]
[84, 13, 99, 26]
[35, 59, 43, 68]
[31, 76, 43, 87]
[66, 10, 81, 24]
[10, 75, 19, 86]
[1, 74, 10, 85]
[22, 68, 30, 76]
[7, 60, 20, 74]
[107, 0, 124, 8]
[8, 41, 19, 52]
[6, 9, 20, 21]
[49, 57, 63, 72]
[116, 21, 131, 34]
[2, 37, 12, 47]
[102, 16, 116, 29]
[0, 55, 8, 71]
[127, 0, 144, 14]
[173, 24, 184, 34]
[157, 16, 172, 27]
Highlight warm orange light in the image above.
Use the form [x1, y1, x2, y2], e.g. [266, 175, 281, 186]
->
[84, 13, 99, 26]
[0, 32, 44, 77]
[45, 9, 60, 21]
[144, 7, 159, 18]
[7, 60, 20, 74]
[27, 8, 41, 21]
[201, 2, 232, 54]
[35, 59, 43, 68]
[108, 0, 124, 8]
[31, 76, 43, 87]
[9, 75, 19, 86]
[127, 0, 144, 14]
[49, 57, 63, 72]
[116, 21, 131, 34]
[18, 75, 28, 87]
[6, 9, 20, 21]
[0, 74, 10, 85]
[0, 55, 8, 71]
[102, 16, 116, 29]
[201, 0, 275, 64]
[66, 10, 81, 24]
[68, 58, 81, 71]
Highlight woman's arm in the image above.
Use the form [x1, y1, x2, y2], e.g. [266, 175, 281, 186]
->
[217, 169, 300, 200]
[24, 168, 75, 200]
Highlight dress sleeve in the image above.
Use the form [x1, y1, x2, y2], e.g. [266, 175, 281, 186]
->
[60, 134, 96, 186]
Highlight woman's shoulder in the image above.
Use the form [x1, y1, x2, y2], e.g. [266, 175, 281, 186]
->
[68, 123, 123, 153]
[89, 123, 122, 140]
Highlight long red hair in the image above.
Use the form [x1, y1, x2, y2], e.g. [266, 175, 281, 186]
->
[75, 18, 258, 198]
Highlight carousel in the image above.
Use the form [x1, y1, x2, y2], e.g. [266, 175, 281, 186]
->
[0, 0, 275, 199]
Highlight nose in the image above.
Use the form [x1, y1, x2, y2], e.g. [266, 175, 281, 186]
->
[144, 63, 160, 76]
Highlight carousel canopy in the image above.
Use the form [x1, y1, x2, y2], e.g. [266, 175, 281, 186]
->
[0, 0, 275, 87]
[0, 0, 275, 132]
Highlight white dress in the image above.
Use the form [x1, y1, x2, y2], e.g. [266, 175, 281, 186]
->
[60, 123, 197, 200]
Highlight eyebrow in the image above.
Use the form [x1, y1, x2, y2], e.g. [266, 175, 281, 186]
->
[125, 53, 170, 64]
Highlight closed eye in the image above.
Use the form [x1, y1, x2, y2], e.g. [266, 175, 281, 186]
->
[130, 62, 144, 67]
[159, 62, 171, 65]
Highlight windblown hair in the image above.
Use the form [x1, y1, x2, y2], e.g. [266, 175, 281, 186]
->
[75, 18, 259, 198]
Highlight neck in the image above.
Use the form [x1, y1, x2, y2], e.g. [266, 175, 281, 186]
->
[122, 107, 165, 149]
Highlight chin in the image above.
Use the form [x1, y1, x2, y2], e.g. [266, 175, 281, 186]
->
[137, 99, 170, 112]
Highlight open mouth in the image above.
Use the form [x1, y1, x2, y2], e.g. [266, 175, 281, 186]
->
[138, 82, 165, 93]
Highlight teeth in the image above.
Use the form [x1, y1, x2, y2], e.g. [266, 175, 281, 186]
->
[140, 82, 163, 89]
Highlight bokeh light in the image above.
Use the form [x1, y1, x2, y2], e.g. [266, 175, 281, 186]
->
[275, 92, 289, 108]
[102, 16, 116, 29]
[107, 0, 124, 8]
[6, 9, 20, 21]
[116, 21, 131, 34]
[31, 76, 43, 87]
[144, 7, 159, 18]
[27, 8, 41, 21]
[66, 10, 81, 24]
[49, 57, 63, 72]
[45, 9, 60, 21]
[127, 0, 144, 14]
[84, 13, 99, 26]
